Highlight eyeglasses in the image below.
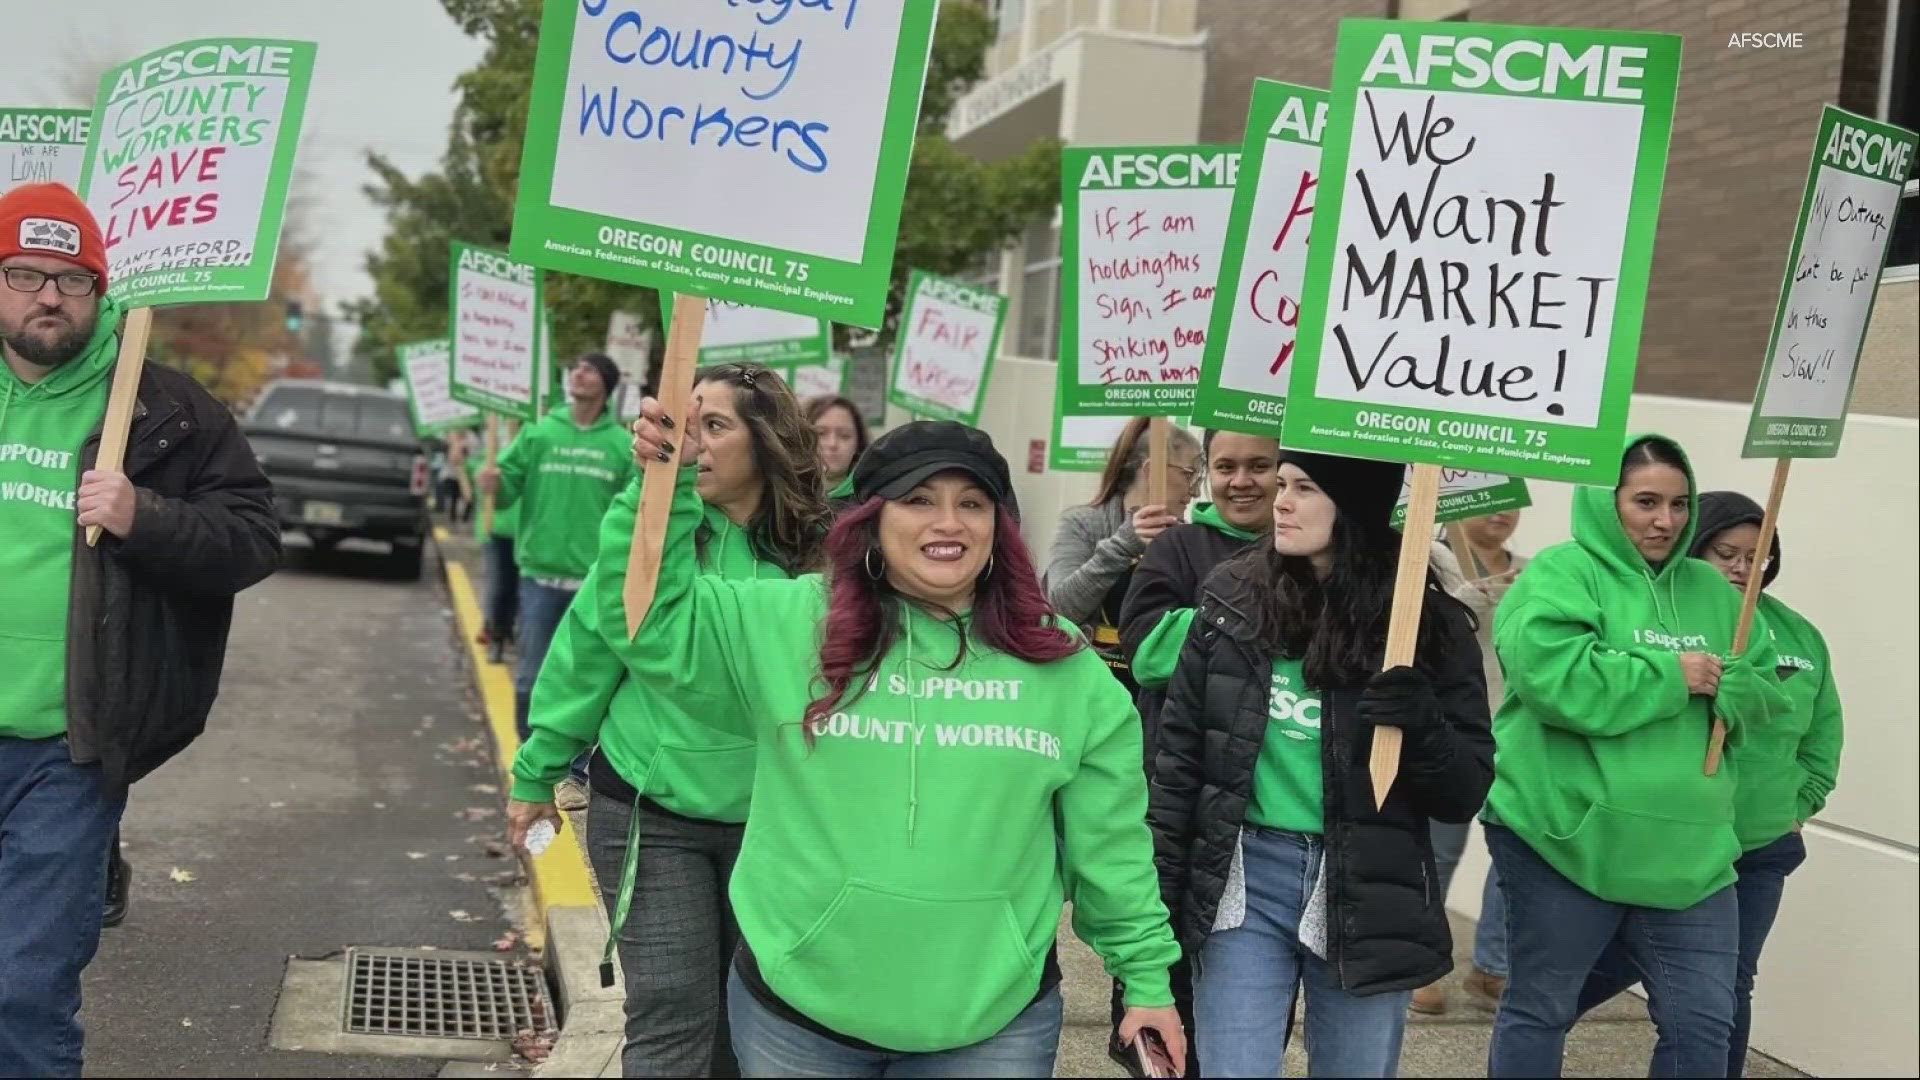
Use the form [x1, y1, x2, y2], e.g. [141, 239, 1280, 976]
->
[1167, 462, 1203, 496]
[3, 266, 98, 298]
[1708, 543, 1774, 571]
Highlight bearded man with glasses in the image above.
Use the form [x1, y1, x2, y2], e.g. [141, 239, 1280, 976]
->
[0, 183, 281, 1078]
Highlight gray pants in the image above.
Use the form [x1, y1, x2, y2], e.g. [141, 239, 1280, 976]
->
[587, 792, 745, 1077]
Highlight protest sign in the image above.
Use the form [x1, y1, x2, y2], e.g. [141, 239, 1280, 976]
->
[510, 2, 937, 328]
[1282, 21, 1681, 488]
[449, 241, 543, 421]
[605, 310, 652, 421]
[76, 38, 316, 308]
[1391, 467, 1531, 529]
[1048, 411, 1133, 472]
[665, 296, 833, 368]
[1193, 82, 1327, 439]
[1, 108, 90, 195]
[791, 355, 847, 399]
[888, 270, 1007, 424]
[399, 338, 479, 436]
[1059, 145, 1237, 415]
[1704, 107, 1915, 775]
[1285, 20, 1681, 806]
[1742, 106, 1916, 458]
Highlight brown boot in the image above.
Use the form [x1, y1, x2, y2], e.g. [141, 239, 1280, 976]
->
[1463, 966, 1506, 1011]
[1409, 981, 1447, 1015]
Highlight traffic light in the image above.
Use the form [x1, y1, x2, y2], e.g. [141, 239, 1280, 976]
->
[285, 301, 303, 332]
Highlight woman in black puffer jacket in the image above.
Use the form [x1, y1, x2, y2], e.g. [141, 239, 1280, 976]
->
[1147, 450, 1494, 1078]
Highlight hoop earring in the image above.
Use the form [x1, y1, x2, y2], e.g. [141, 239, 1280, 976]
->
[865, 548, 885, 580]
[982, 554, 995, 579]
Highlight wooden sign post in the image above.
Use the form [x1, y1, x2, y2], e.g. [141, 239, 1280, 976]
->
[623, 294, 707, 638]
[1705, 456, 1790, 774]
[1146, 416, 1172, 507]
[83, 307, 153, 547]
[1371, 462, 1442, 808]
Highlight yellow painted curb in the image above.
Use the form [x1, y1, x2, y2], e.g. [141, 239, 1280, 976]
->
[441, 546, 599, 947]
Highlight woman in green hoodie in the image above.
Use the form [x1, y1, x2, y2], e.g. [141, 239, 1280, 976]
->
[804, 393, 869, 512]
[1575, 489, 1842, 1077]
[1484, 436, 1789, 1079]
[520, 409, 1186, 1076]
[509, 364, 831, 1077]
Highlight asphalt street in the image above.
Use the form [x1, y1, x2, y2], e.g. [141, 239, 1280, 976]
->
[81, 539, 524, 1077]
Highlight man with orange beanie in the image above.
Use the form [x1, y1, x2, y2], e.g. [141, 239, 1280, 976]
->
[0, 183, 281, 1078]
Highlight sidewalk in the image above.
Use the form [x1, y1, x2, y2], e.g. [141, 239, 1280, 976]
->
[442, 522, 1809, 1078]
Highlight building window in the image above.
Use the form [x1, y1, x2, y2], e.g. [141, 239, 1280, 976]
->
[1015, 220, 1060, 359]
[988, 0, 1024, 40]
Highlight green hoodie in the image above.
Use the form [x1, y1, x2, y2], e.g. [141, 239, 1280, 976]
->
[493, 406, 632, 580]
[1484, 435, 1789, 910]
[1732, 593, 1842, 849]
[465, 452, 516, 540]
[512, 478, 790, 822]
[1129, 502, 1263, 689]
[578, 466, 1178, 1052]
[0, 298, 119, 740]
[827, 472, 854, 501]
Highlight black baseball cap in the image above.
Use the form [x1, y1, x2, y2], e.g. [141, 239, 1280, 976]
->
[852, 420, 1019, 518]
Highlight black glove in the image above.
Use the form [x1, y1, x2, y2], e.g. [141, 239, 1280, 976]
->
[1357, 665, 1438, 736]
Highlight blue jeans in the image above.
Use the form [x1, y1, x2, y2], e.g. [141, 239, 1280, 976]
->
[727, 969, 1062, 1078]
[514, 580, 578, 744]
[483, 536, 519, 639]
[0, 737, 128, 1078]
[1193, 827, 1409, 1077]
[1485, 823, 1739, 1078]
[1576, 830, 1806, 1077]
[1429, 819, 1510, 977]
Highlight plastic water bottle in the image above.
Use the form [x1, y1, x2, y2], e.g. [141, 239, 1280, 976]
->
[525, 818, 557, 857]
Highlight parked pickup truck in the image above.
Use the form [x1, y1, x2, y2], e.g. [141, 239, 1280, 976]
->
[243, 379, 431, 578]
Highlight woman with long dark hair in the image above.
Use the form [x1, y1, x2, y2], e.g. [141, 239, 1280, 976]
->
[1149, 451, 1495, 1077]
[1484, 436, 1788, 1078]
[522, 409, 1187, 1076]
[1046, 416, 1202, 695]
[508, 364, 830, 1077]
[804, 393, 870, 511]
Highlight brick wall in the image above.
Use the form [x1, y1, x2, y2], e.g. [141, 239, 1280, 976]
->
[1839, 0, 1888, 115]
[1194, 0, 1384, 145]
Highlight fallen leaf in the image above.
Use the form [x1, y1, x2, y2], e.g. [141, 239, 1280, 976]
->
[453, 873, 478, 882]
[406, 852, 428, 860]
[445, 855, 462, 862]
[449, 910, 478, 922]
[268, 801, 286, 809]
[169, 867, 196, 883]
[513, 1029, 557, 1062]
[492, 930, 523, 951]
[469, 783, 499, 795]
[181, 1018, 193, 1027]
[459, 807, 499, 822]
[373, 802, 387, 810]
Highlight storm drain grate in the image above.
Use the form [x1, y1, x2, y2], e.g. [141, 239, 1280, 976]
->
[341, 948, 551, 1041]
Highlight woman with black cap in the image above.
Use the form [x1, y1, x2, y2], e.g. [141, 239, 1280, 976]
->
[1148, 450, 1495, 1077]
[1573, 490, 1842, 1077]
[533, 404, 1187, 1076]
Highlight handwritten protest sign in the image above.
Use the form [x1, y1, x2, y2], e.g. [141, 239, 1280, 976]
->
[1, 108, 90, 195]
[75, 38, 316, 308]
[399, 338, 479, 436]
[1060, 145, 1237, 415]
[1048, 410, 1133, 472]
[511, 1, 936, 328]
[665, 296, 832, 368]
[449, 241, 542, 421]
[604, 310, 651, 421]
[888, 270, 1007, 425]
[1283, 21, 1681, 487]
[1193, 82, 1327, 439]
[1391, 467, 1530, 529]
[791, 354, 847, 399]
[1743, 106, 1916, 458]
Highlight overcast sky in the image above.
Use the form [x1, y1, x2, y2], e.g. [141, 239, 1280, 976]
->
[0, 0, 487, 312]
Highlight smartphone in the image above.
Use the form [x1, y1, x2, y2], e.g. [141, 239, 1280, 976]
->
[1132, 1030, 1177, 1079]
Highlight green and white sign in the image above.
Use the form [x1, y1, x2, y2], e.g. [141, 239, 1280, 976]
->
[1194, 82, 1327, 439]
[791, 354, 848, 399]
[76, 38, 316, 308]
[1, 108, 91, 196]
[399, 338, 480, 436]
[888, 270, 1008, 425]
[1392, 467, 1531, 529]
[1743, 106, 1917, 458]
[1049, 411, 1130, 472]
[665, 296, 833, 368]
[1282, 20, 1681, 486]
[1060, 145, 1237, 414]
[449, 241, 543, 421]
[510, 2, 937, 328]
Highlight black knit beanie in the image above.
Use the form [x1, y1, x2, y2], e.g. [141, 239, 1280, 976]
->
[1689, 490, 1782, 587]
[577, 352, 621, 397]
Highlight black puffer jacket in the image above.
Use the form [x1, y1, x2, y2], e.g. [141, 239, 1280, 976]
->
[1147, 561, 1494, 995]
[67, 363, 282, 797]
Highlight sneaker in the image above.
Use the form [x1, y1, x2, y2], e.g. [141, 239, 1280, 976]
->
[486, 637, 507, 665]
[554, 777, 591, 813]
[103, 848, 131, 928]
[1463, 966, 1506, 1012]
[1410, 981, 1447, 1015]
